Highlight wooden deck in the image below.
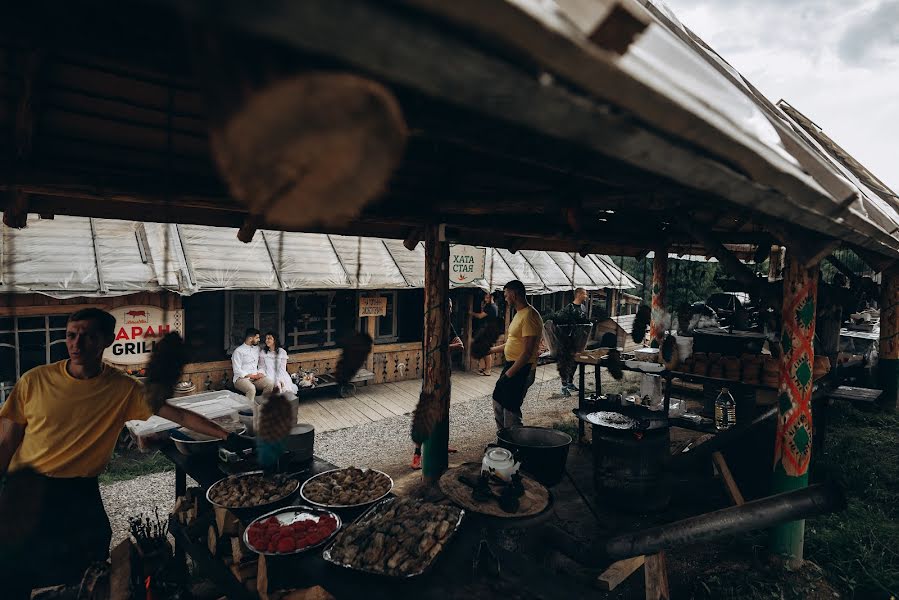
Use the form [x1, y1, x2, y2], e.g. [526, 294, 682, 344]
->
[298, 364, 559, 433]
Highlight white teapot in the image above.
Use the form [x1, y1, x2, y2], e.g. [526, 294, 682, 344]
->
[481, 447, 521, 483]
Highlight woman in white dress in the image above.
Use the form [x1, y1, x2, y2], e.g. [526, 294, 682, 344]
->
[259, 332, 298, 394]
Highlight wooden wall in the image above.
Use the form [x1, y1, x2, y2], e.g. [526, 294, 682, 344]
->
[179, 342, 427, 393]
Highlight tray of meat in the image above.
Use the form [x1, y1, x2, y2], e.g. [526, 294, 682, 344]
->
[322, 497, 464, 578]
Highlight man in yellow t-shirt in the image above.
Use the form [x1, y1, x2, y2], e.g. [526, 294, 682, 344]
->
[0, 308, 232, 597]
[492, 280, 544, 431]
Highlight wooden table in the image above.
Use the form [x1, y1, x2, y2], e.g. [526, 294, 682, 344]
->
[160, 447, 599, 599]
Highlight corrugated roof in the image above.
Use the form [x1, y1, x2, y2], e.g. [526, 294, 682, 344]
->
[0, 215, 636, 298]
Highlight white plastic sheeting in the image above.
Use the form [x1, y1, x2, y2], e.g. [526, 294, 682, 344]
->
[0, 215, 636, 298]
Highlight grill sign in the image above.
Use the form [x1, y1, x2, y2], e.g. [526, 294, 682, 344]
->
[104, 305, 185, 365]
[449, 245, 486, 284]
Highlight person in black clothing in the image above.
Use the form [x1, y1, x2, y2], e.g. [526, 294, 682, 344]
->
[470, 291, 500, 375]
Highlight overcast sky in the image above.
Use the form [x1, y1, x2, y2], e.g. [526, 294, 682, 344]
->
[660, 0, 899, 191]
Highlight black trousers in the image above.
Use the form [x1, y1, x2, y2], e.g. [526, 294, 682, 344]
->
[0, 470, 111, 598]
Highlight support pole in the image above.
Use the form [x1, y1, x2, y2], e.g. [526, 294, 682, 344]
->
[649, 245, 668, 347]
[878, 263, 899, 411]
[464, 293, 474, 371]
[422, 225, 451, 481]
[769, 252, 818, 562]
[768, 245, 784, 282]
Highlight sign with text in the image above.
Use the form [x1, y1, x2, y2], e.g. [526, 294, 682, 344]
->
[449, 245, 486, 284]
[359, 296, 388, 318]
[103, 305, 185, 365]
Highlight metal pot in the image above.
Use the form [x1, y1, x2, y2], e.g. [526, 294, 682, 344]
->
[496, 426, 571, 487]
[170, 424, 247, 456]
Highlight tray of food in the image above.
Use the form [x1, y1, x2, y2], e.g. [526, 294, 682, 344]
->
[323, 497, 464, 578]
[207, 471, 300, 518]
[244, 505, 341, 556]
[300, 467, 393, 509]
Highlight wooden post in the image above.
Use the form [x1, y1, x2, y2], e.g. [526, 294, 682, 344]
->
[464, 293, 475, 371]
[609, 288, 619, 318]
[768, 245, 784, 282]
[649, 246, 668, 347]
[421, 225, 451, 481]
[878, 263, 899, 411]
[769, 252, 818, 562]
[366, 294, 378, 372]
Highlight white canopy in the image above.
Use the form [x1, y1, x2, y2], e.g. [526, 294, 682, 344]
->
[0, 215, 638, 298]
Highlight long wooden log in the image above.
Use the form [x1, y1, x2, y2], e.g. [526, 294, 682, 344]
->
[421, 225, 451, 480]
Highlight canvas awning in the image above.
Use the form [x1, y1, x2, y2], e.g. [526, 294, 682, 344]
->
[0, 215, 637, 298]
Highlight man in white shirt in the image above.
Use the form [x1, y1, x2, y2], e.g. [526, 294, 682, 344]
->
[232, 328, 274, 401]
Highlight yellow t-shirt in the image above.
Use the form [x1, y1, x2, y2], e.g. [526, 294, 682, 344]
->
[0, 360, 152, 478]
[504, 305, 544, 365]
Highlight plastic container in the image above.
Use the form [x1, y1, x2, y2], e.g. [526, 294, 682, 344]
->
[714, 388, 736, 431]
[126, 390, 251, 451]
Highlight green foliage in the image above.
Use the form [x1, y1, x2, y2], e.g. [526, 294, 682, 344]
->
[806, 401, 899, 598]
[616, 256, 727, 309]
[100, 449, 174, 484]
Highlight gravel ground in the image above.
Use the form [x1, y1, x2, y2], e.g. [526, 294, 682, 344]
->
[101, 369, 639, 546]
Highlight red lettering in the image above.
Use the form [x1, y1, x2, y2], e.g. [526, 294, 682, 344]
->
[115, 327, 129, 341]
[158, 325, 171, 335]
[145, 325, 156, 337]
[131, 326, 144, 339]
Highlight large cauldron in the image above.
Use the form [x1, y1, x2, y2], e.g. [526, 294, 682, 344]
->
[496, 426, 572, 487]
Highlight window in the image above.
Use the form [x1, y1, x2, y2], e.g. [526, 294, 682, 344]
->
[285, 292, 337, 351]
[358, 292, 398, 343]
[225, 292, 284, 353]
[0, 315, 69, 382]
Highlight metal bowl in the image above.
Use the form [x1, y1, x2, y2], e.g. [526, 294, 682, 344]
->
[243, 505, 342, 556]
[170, 424, 246, 456]
[206, 470, 301, 520]
[300, 467, 394, 510]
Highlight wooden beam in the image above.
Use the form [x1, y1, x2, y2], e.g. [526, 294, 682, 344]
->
[643, 552, 670, 600]
[675, 215, 765, 297]
[854, 247, 897, 274]
[14, 50, 43, 159]
[712, 451, 745, 506]
[801, 240, 840, 269]
[824, 254, 861, 286]
[597, 555, 644, 591]
[2, 189, 29, 229]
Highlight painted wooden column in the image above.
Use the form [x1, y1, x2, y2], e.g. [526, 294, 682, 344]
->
[649, 246, 668, 347]
[878, 263, 899, 411]
[770, 253, 819, 561]
[421, 225, 451, 480]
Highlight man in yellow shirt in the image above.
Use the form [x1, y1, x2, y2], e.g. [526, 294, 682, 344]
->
[0, 308, 233, 597]
[492, 280, 544, 431]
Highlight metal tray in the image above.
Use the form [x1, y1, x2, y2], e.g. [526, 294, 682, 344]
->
[322, 497, 465, 579]
[243, 505, 342, 556]
[206, 470, 300, 516]
[300, 467, 394, 509]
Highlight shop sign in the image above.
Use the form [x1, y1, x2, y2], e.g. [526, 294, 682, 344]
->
[449, 245, 486, 284]
[359, 296, 388, 318]
[103, 305, 185, 365]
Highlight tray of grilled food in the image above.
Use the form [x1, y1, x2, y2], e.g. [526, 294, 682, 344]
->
[322, 497, 464, 578]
